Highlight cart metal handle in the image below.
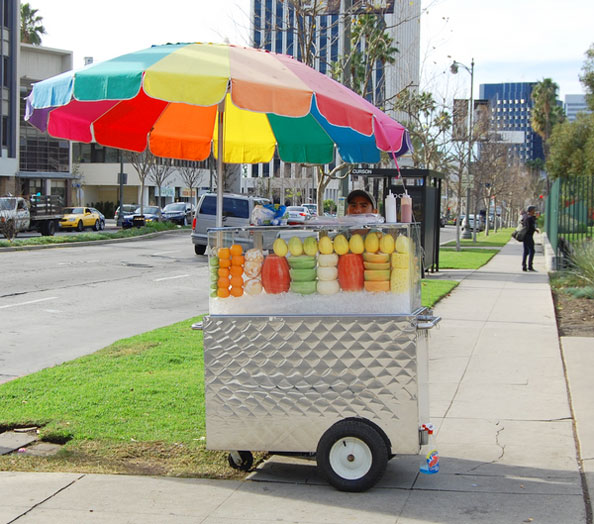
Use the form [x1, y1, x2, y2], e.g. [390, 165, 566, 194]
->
[417, 315, 441, 330]
[191, 322, 203, 331]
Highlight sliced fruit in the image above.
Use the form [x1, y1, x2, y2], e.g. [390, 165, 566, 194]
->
[290, 268, 317, 281]
[317, 266, 338, 281]
[362, 252, 390, 263]
[230, 286, 243, 297]
[364, 269, 391, 281]
[391, 252, 409, 269]
[288, 236, 304, 257]
[363, 261, 391, 270]
[287, 255, 316, 269]
[333, 234, 349, 255]
[217, 276, 230, 288]
[379, 234, 395, 254]
[273, 238, 288, 257]
[218, 247, 230, 259]
[230, 244, 243, 256]
[317, 280, 340, 295]
[349, 234, 365, 254]
[318, 253, 339, 267]
[261, 254, 291, 294]
[209, 255, 219, 267]
[364, 280, 390, 292]
[217, 287, 230, 298]
[290, 280, 317, 295]
[303, 236, 318, 256]
[318, 235, 334, 255]
[231, 255, 244, 266]
[244, 278, 263, 296]
[230, 275, 244, 287]
[395, 235, 411, 254]
[364, 233, 379, 253]
[390, 268, 410, 293]
[337, 253, 364, 291]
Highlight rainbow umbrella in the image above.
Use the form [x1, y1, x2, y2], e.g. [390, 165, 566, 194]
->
[25, 42, 411, 226]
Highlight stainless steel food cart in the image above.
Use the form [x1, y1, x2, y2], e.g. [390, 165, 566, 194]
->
[196, 222, 440, 492]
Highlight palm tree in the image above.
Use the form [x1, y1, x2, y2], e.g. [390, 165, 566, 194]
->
[531, 79, 564, 160]
[20, 3, 46, 45]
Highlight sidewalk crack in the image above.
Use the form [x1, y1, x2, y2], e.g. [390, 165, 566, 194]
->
[7, 474, 85, 523]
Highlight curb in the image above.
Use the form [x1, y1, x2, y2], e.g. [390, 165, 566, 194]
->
[0, 228, 190, 253]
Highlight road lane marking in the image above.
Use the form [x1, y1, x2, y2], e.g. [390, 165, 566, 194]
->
[0, 297, 57, 309]
[153, 274, 190, 282]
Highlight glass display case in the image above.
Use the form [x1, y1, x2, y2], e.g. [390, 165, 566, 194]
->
[206, 223, 422, 316]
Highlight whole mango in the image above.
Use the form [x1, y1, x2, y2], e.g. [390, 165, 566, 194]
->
[379, 234, 395, 254]
[303, 236, 319, 256]
[288, 236, 304, 257]
[349, 234, 365, 254]
[318, 235, 334, 255]
[273, 238, 288, 257]
[364, 232, 380, 253]
[333, 234, 349, 255]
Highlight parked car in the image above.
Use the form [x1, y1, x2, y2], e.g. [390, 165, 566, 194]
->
[462, 214, 485, 231]
[121, 205, 162, 229]
[191, 193, 271, 255]
[302, 203, 318, 216]
[286, 206, 312, 225]
[114, 204, 137, 223]
[60, 207, 104, 231]
[162, 202, 193, 225]
[440, 215, 447, 227]
[88, 207, 106, 230]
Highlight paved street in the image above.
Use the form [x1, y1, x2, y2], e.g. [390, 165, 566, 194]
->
[0, 232, 209, 382]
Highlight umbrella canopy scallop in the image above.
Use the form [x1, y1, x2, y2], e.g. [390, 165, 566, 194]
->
[26, 42, 411, 165]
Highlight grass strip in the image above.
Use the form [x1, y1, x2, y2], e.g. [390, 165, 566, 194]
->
[0, 222, 188, 248]
[439, 248, 499, 269]
[422, 279, 459, 307]
[442, 227, 514, 248]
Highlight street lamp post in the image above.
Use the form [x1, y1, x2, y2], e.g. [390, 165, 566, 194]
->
[451, 58, 475, 240]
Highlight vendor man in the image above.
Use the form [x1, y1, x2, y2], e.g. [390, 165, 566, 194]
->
[346, 189, 377, 215]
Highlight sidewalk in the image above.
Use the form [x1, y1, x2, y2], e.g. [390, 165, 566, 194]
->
[1, 241, 592, 523]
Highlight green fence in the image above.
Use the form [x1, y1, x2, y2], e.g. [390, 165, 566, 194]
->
[545, 175, 594, 265]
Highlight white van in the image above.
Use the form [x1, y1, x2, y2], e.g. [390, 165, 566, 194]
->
[191, 193, 271, 255]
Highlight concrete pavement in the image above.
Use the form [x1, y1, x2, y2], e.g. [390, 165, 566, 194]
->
[1, 240, 592, 523]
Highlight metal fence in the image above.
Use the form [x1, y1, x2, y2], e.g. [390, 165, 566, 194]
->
[545, 175, 594, 266]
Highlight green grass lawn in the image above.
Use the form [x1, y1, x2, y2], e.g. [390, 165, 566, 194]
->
[439, 248, 499, 269]
[442, 227, 514, 248]
[0, 221, 187, 248]
[0, 278, 457, 477]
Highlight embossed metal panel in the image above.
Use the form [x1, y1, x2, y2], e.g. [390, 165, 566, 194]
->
[203, 314, 425, 454]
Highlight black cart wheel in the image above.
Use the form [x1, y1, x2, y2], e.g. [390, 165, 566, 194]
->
[194, 244, 206, 255]
[228, 451, 253, 471]
[316, 420, 388, 492]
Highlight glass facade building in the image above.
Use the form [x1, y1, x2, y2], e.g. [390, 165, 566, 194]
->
[479, 82, 544, 164]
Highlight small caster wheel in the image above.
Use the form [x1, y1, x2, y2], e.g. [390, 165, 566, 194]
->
[228, 450, 253, 471]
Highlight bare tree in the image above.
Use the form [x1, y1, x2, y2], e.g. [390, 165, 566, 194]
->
[150, 159, 175, 208]
[178, 162, 207, 206]
[126, 150, 155, 214]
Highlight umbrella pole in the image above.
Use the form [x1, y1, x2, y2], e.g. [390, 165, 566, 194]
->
[216, 99, 225, 229]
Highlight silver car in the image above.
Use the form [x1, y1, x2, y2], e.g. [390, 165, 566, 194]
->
[286, 206, 312, 225]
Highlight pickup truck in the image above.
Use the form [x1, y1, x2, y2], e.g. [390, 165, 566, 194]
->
[0, 195, 64, 240]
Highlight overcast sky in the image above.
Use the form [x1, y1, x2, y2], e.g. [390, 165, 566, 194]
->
[35, 0, 593, 101]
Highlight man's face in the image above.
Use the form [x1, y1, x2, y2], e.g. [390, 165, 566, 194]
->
[347, 196, 375, 215]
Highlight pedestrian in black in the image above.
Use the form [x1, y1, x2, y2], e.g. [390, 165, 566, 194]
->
[522, 205, 539, 272]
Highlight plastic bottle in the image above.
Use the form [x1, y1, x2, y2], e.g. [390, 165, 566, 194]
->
[384, 191, 397, 222]
[401, 194, 412, 223]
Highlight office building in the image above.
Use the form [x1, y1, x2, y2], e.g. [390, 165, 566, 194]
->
[479, 82, 544, 164]
[564, 94, 591, 122]
[0, 0, 19, 195]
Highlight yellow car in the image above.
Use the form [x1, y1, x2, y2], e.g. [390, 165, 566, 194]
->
[59, 207, 103, 232]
